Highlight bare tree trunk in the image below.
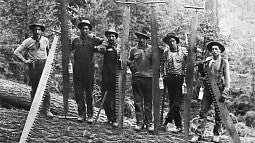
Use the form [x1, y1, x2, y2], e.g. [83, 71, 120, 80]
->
[205, 0, 218, 26]
[60, 0, 70, 116]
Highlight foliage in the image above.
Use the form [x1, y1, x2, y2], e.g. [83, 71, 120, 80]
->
[1, 0, 255, 120]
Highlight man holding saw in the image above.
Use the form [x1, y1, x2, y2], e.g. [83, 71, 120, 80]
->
[14, 22, 54, 118]
[191, 41, 230, 142]
[97, 28, 121, 128]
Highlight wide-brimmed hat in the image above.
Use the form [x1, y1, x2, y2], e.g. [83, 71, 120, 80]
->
[206, 41, 225, 53]
[105, 28, 118, 38]
[29, 23, 45, 32]
[77, 20, 92, 30]
[135, 30, 150, 39]
[163, 32, 180, 44]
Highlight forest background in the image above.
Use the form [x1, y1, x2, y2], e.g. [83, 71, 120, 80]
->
[0, 0, 255, 129]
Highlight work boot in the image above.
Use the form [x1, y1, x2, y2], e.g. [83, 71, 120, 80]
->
[112, 122, 119, 128]
[45, 110, 54, 118]
[212, 123, 221, 142]
[135, 123, 144, 131]
[190, 135, 200, 143]
[212, 135, 220, 143]
[87, 116, 94, 124]
[147, 123, 154, 132]
[43, 93, 54, 118]
[172, 127, 182, 134]
[161, 122, 168, 132]
[77, 115, 86, 122]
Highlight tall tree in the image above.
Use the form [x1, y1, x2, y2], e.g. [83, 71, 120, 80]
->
[60, 0, 70, 116]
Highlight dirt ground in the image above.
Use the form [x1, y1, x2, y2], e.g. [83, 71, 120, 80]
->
[1, 107, 255, 143]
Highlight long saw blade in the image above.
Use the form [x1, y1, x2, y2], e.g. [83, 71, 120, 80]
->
[19, 35, 59, 143]
[205, 66, 241, 143]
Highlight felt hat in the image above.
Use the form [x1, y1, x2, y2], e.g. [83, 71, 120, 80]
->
[206, 41, 225, 53]
[135, 29, 150, 39]
[163, 32, 180, 44]
[105, 28, 119, 38]
[29, 23, 45, 32]
[77, 19, 92, 30]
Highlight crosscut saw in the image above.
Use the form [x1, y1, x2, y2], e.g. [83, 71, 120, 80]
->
[197, 62, 240, 143]
[19, 35, 59, 143]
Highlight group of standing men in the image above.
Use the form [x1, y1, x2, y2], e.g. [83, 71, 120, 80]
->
[14, 19, 230, 142]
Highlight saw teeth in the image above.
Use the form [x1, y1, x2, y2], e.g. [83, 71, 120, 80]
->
[115, 70, 119, 121]
[19, 35, 59, 143]
[198, 65, 224, 123]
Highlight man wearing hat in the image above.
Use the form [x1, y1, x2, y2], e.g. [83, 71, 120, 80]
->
[71, 19, 104, 123]
[128, 29, 154, 132]
[191, 41, 230, 142]
[14, 22, 53, 118]
[161, 32, 187, 133]
[97, 28, 121, 127]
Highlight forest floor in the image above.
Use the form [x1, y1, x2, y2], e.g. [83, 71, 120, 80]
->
[1, 78, 255, 143]
[0, 107, 224, 143]
[1, 107, 255, 143]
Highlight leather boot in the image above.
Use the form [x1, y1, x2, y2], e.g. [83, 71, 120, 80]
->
[43, 93, 53, 118]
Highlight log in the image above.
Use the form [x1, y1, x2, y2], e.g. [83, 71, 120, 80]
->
[0, 78, 78, 116]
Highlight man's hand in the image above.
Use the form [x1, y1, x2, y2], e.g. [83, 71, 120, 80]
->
[223, 88, 229, 96]
[102, 40, 108, 46]
[97, 45, 106, 53]
[24, 59, 33, 64]
[88, 33, 96, 38]
[219, 88, 230, 103]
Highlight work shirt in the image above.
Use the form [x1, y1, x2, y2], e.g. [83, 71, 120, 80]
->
[71, 36, 103, 79]
[15, 36, 50, 60]
[102, 43, 121, 71]
[71, 36, 103, 63]
[163, 46, 187, 75]
[128, 45, 153, 77]
[206, 56, 230, 89]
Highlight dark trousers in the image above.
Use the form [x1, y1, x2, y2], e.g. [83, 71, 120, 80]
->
[102, 69, 118, 122]
[28, 60, 50, 112]
[196, 89, 221, 136]
[132, 76, 153, 125]
[73, 62, 94, 118]
[164, 74, 184, 128]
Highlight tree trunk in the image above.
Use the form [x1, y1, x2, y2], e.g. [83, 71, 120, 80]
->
[60, 0, 70, 116]
[0, 78, 78, 116]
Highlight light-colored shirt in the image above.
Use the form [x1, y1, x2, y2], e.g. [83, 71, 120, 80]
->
[164, 46, 187, 75]
[15, 36, 50, 60]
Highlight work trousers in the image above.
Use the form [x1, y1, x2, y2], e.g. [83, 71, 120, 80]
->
[132, 76, 153, 125]
[196, 88, 221, 136]
[28, 60, 51, 113]
[73, 62, 94, 118]
[164, 74, 184, 128]
[101, 68, 118, 122]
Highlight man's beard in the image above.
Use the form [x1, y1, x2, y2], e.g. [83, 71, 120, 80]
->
[81, 32, 88, 37]
[108, 40, 115, 45]
[170, 44, 178, 51]
[138, 41, 145, 47]
[33, 34, 41, 41]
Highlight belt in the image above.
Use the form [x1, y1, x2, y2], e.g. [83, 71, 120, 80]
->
[29, 59, 46, 69]
[167, 74, 183, 77]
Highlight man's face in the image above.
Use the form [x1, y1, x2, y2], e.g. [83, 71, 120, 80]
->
[211, 45, 221, 56]
[137, 36, 147, 47]
[31, 26, 42, 39]
[168, 37, 178, 51]
[80, 25, 90, 36]
[107, 33, 117, 44]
